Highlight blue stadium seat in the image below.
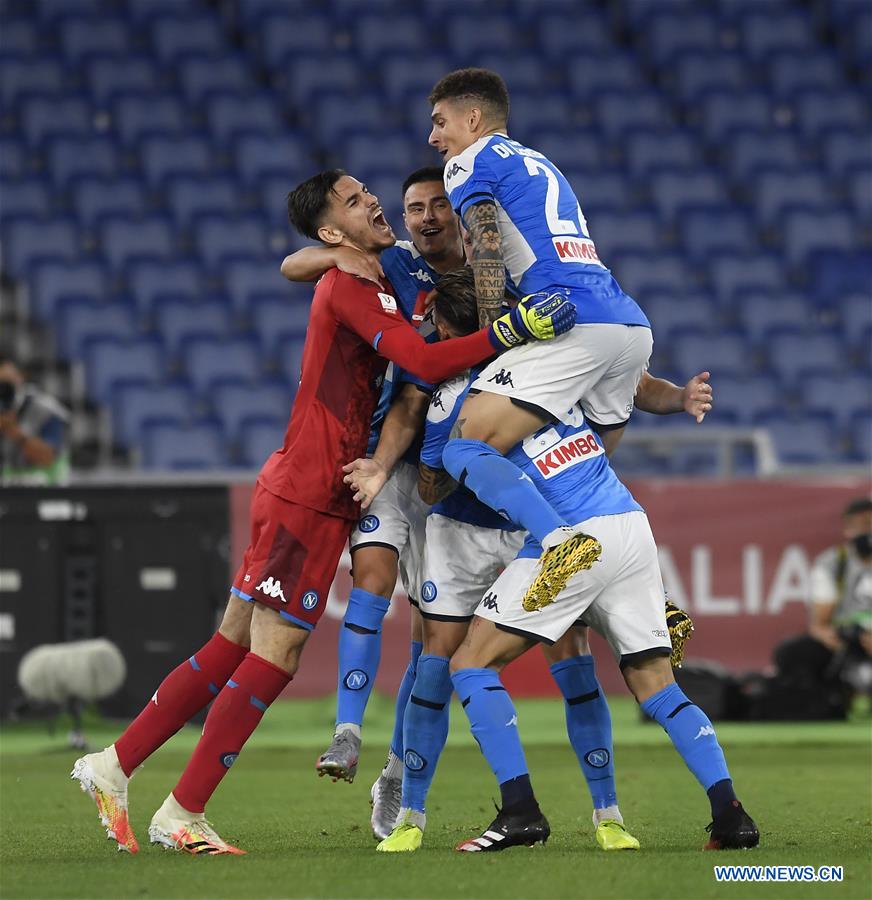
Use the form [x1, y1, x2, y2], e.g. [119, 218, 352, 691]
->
[166, 176, 241, 229]
[233, 133, 310, 185]
[143, 421, 228, 470]
[311, 94, 385, 145]
[477, 55, 549, 95]
[794, 90, 868, 140]
[250, 295, 310, 356]
[346, 134, 415, 179]
[223, 259, 307, 317]
[59, 18, 130, 64]
[736, 293, 813, 343]
[377, 55, 446, 105]
[622, 0, 696, 26]
[205, 93, 283, 143]
[47, 136, 120, 186]
[155, 297, 233, 359]
[99, 216, 175, 271]
[446, 16, 518, 59]
[35, 0, 102, 19]
[259, 15, 333, 67]
[111, 382, 195, 448]
[757, 413, 843, 465]
[1, 180, 51, 219]
[567, 52, 642, 97]
[768, 332, 843, 380]
[840, 293, 872, 346]
[56, 298, 136, 361]
[847, 166, 871, 221]
[239, 417, 286, 468]
[783, 209, 856, 266]
[259, 175, 293, 227]
[849, 411, 872, 461]
[679, 209, 753, 261]
[127, 0, 202, 20]
[650, 169, 726, 223]
[21, 96, 93, 145]
[624, 131, 700, 178]
[596, 90, 672, 140]
[0, 59, 65, 104]
[0, 138, 26, 179]
[128, 260, 205, 318]
[236, 0, 312, 24]
[85, 337, 164, 403]
[211, 382, 292, 441]
[569, 172, 631, 214]
[701, 91, 772, 144]
[588, 210, 660, 256]
[709, 375, 780, 424]
[113, 94, 186, 145]
[753, 169, 832, 227]
[801, 373, 871, 426]
[768, 50, 843, 96]
[354, 15, 428, 62]
[182, 336, 263, 394]
[150, 16, 224, 63]
[537, 12, 611, 59]
[640, 293, 717, 341]
[1, 20, 37, 55]
[671, 332, 747, 379]
[3, 217, 79, 278]
[708, 252, 783, 303]
[726, 130, 804, 181]
[510, 94, 572, 136]
[140, 135, 212, 186]
[611, 252, 692, 297]
[532, 132, 601, 172]
[812, 252, 872, 303]
[177, 55, 253, 104]
[839, 7, 871, 67]
[643, 12, 720, 63]
[86, 57, 160, 106]
[741, 9, 814, 60]
[71, 177, 146, 229]
[194, 216, 269, 269]
[275, 334, 306, 385]
[29, 260, 107, 321]
[672, 52, 748, 102]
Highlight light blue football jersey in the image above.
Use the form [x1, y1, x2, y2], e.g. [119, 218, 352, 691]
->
[444, 134, 650, 328]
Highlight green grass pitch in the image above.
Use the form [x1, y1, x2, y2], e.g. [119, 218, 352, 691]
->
[1, 695, 870, 899]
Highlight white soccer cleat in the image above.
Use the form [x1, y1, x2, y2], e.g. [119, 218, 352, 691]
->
[70, 745, 138, 853]
[148, 793, 246, 856]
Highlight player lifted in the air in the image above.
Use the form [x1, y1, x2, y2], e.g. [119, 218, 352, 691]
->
[69, 171, 574, 856]
[428, 68, 654, 611]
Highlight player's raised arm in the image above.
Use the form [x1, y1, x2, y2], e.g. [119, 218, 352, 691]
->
[634, 371, 713, 423]
[280, 245, 384, 284]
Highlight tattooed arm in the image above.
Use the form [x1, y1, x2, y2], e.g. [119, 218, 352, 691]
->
[465, 200, 506, 329]
[418, 461, 457, 505]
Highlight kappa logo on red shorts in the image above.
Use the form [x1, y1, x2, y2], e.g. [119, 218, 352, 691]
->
[256, 576, 287, 603]
[530, 430, 604, 479]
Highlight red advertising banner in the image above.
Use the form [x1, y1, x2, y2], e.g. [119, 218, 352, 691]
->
[230, 479, 870, 697]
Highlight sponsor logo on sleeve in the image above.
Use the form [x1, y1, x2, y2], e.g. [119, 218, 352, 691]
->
[378, 292, 397, 313]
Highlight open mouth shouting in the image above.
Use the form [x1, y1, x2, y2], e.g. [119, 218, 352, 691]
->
[370, 206, 394, 238]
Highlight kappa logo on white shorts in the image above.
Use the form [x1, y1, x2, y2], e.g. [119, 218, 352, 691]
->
[694, 725, 715, 740]
[257, 576, 287, 603]
[378, 292, 397, 313]
[525, 428, 604, 479]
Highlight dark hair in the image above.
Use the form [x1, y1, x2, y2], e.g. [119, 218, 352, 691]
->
[429, 68, 509, 124]
[844, 497, 872, 517]
[287, 169, 346, 241]
[433, 267, 479, 337]
[401, 166, 445, 200]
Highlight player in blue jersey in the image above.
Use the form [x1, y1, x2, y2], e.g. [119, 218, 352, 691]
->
[376, 269, 713, 853]
[426, 68, 657, 612]
[280, 168, 467, 833]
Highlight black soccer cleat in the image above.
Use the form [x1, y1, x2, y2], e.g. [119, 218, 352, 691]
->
[455, 805, 550, 852]
[705, 800, 760, 850]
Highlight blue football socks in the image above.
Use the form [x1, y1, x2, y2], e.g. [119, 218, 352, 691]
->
[549, 655, 617, 810]
[442, 438, 566, 544]
[389, 640, 423, 760]
[335, 588, 390, 728]
[452, 667, 534, 811]
[641, 682, 735, 817]
[401, 654, 452, 813]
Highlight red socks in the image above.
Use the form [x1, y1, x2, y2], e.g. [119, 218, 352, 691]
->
[172, 653, 290, 813]
[114, 632, 248, 777]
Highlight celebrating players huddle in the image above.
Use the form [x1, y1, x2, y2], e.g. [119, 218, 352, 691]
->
[71, 69, 758, 857]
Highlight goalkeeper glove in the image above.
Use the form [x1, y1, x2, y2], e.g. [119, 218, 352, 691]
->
[665, 597, 694, 668]
[488, 290, 576, 350]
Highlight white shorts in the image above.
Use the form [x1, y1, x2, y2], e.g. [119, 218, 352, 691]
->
[474, 511, 671, 666]
[349, 461, 429, 601]
[471, 323, 653, 428]
[418, 514, 526, 621]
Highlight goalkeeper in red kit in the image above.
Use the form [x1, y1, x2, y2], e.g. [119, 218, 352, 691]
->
[70, 169, 575, 856]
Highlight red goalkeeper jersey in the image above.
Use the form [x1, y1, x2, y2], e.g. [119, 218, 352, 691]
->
[258, 268, 494, 520]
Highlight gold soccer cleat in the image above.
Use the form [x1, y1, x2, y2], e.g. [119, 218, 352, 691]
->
[522, 530, 602, 612]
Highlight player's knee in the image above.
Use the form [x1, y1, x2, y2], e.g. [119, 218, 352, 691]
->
[622, 654, 674, 704]
[219, 593, 253, 648]
[354, 572, 395, 599]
